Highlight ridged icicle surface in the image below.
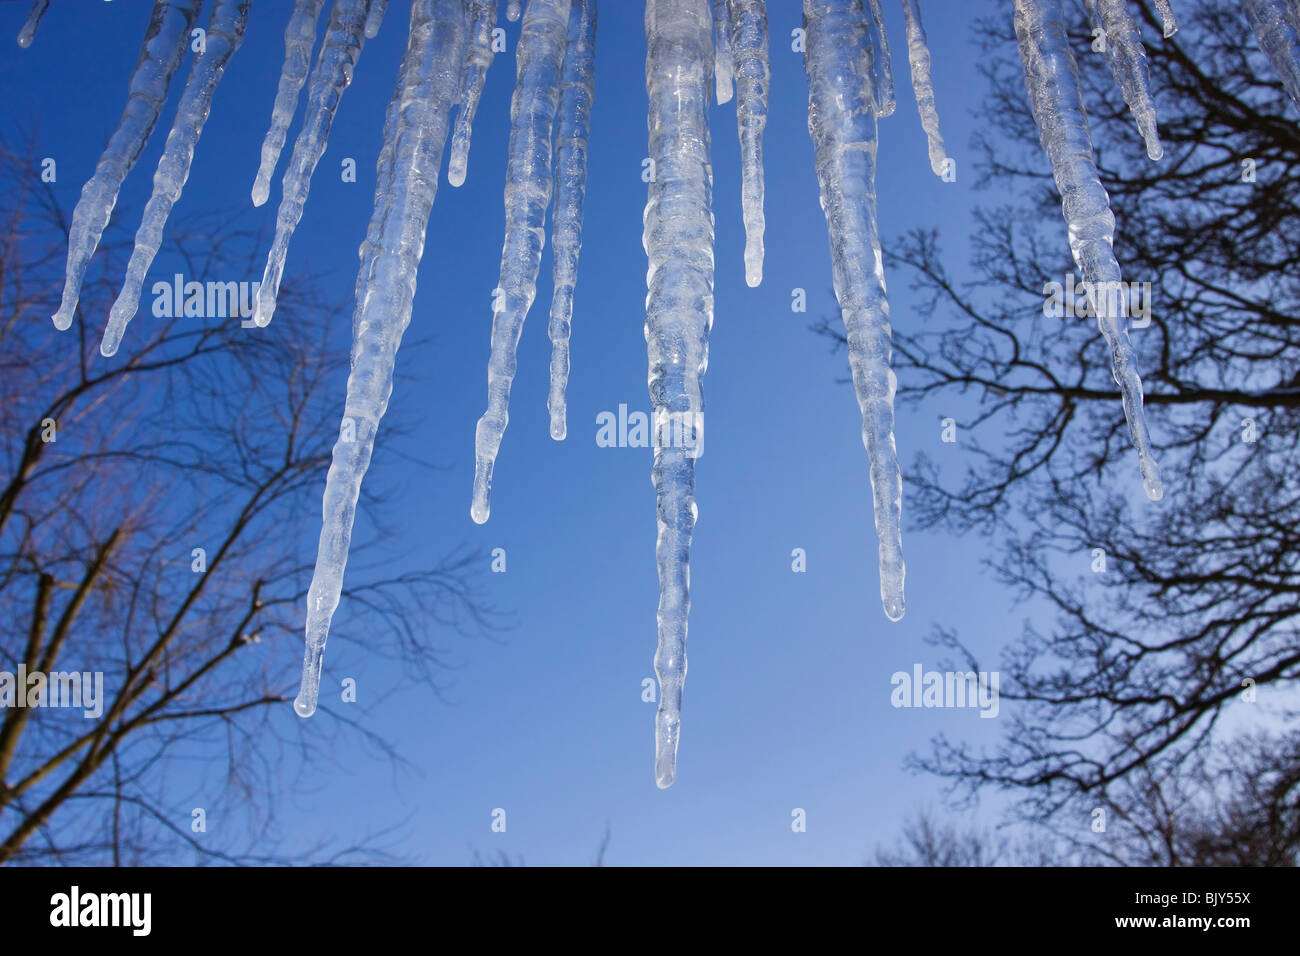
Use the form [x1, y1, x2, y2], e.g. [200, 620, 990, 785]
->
[1013, 0, 1163, 501]
[643, 0, 714, 789]
[296, 0, 470, 718]
[470, 0, 572, 524]
[803, 0, 906, 622]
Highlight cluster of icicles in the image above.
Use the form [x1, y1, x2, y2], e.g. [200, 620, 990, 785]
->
[22, 0, 1300, 787]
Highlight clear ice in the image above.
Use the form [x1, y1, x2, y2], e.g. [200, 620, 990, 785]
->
[547, 0, 597, 440]
[713, 0, 735, 104]
[17, 0, 49, 49]
[51, 0, 202, 332]
[1083, 0, 1163, 160]
[102, 0, 251, 357]
[730, 0, 769, 286]
[252, 0, 326, 208]
[899, 0, 947, 176]
[1013, 0, 1163, 500]
[364, 0, 388, 37]
[1154, 0, 1178, 36]
[470, 0, 572, 524]
[867, 0, 896, 117]
[644, 0, 714, 789]
[1244, 0, 1300, 110]
[804, 0, 906, 622]
[448, 0, 498, 187]
[296, 0, 470, 718]
[253, 0, 372, 328]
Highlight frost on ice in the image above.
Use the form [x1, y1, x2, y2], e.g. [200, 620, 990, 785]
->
[17, 0, 49, 49]
[253, 0, 372, 329]
[252, 0, 325, 209]
[899, 0, 947, 176]
[447, 0, 498, 187]
[296, 0, 470, 719]
[803, 0, 906, 622]
[1244, 0, 1300, 110]
[729, 0, 770, 287]
[1013, 0, 1163, 500]
[547, 0, 598, 440]
[470, 0, 572, 524]
[1082, 0, 1163, 160]
[51, 0, 202, 332]
[644, 0, 714, 789]
[102, 0, 251, 357]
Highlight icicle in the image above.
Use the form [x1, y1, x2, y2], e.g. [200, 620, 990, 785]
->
[643, 0, 713, 789]
[364, 0, 387, 37]
[1013, 0, 1163, 500]
[1154, 0, 1178, 37]
[1244, 0, 1300, 110]
[867, 0, 895, 117]
[50, 0, 202, 332]
[101, 0, 250, 357]
[899, 0, 947, 176]
[470, 0, 572, 523]
[252, 0, 325, 208]
[803, 0, 905, 622]
[17, 0, 49, 49]
[546, 0, 597, 440]
[730, 0, 769, 287]
[295, 0, 470, 719]
[253, 0, 371, 328]
[448, 0, 498, 187]
[508, 0, 522, 22]
[1083, 0, 1163, 160]
[644, 0, 717, 790]
[713, 0, 735, 104]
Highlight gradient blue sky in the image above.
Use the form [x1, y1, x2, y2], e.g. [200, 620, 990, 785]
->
[3, 0, 1035, 864]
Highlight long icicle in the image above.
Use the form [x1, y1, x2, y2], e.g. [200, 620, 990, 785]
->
[1013, 0, 1162, 500]
[295, 0, 469, 719]
[447, 0, 498, 187]
[730, 0, 769, 287]
[470, 0, 572, 524]
[547, 0, 597, 440]
[1244, 0, 1300, 110]
[713, 0, 735, 104]
[51, 0, 202, 332]
[805, 0, 905, 622]
[102, 0, 251, 357]
[251, 0, 325, 208]
[17, 0, 50, 49]
[253, 0, 372, 328]
[899, 0, 947, 176]
[644, 0, 713, 789]
[1083, 0, 1163, 160]
[866, 0, 895, 117]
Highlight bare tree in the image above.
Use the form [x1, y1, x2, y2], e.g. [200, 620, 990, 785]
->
[0, 140, 492, 865]
[819, 0, 1300, 858]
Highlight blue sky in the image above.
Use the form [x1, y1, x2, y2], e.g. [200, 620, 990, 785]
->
[2, 0, 1031, 864]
